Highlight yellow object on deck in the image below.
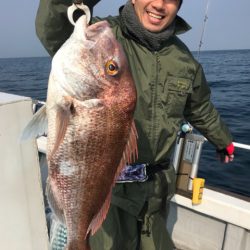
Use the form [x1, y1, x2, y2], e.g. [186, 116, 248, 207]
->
[192, 178, 205, 205]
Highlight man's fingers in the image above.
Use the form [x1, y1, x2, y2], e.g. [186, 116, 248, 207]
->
[224, 155, 229, 163]
[229, 154, 234, 162]
[224, 154, 234, 163]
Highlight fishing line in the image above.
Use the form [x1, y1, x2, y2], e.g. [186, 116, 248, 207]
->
[197, 0, 210, 60]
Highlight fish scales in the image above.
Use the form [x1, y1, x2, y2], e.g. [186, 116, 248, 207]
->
[44, 17, 137, 250]
[21, 14, 137, 250]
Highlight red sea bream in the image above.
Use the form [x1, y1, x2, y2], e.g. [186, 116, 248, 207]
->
[23, 15, 137, 250]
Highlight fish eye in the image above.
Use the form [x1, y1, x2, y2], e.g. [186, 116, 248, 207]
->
[105, 60, 119, 76]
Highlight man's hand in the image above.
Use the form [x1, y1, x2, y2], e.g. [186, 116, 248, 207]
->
[216, 143, 235, 163]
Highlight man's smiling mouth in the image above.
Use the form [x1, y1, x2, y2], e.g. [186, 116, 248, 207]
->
[147, 11, 164, 20]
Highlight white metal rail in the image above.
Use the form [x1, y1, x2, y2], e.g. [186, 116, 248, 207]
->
[233, 142, 250, 150]
[36, 137, 250, 155]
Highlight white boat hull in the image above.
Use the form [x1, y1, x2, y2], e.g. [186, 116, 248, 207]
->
[1, 92, 249, 250]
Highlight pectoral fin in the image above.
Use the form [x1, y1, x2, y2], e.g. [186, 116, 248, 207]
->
[49, 100, 72, 159]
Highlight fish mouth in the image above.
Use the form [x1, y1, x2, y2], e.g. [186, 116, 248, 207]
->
[85, 21, 111, 41]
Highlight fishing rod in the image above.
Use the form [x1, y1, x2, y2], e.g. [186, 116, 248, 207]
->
[197, 0, 210, 60]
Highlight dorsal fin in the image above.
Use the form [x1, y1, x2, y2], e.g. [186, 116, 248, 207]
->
[86, 120, 138, 237]
[114, 120, 138, 179]
[124, 120, 138, 164]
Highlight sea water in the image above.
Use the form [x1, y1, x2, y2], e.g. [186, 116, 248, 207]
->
[0, 49, 250, 197]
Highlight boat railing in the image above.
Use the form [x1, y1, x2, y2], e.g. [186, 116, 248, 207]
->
[37, 137, 250, 234]
[35, 111, 250, 233]
[233, 142, 250, 150]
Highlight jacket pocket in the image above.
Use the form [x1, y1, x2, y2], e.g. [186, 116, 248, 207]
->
[162, 77, 192, 116]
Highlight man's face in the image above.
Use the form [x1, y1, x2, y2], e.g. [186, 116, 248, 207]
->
[131, 0, 180, 33]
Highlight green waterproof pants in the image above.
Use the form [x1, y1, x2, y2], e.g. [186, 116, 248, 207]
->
[50, 166, 176, 250]
[90, 201, 174, 250]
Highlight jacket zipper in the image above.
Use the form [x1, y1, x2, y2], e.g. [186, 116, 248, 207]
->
[151, 52, 160, 157]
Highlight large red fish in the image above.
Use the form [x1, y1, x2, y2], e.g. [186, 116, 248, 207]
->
[23, 15, 137, 250]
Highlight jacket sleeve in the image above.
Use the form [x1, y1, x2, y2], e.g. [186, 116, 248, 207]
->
[35, 0, 100, 56]
[184, 64, 233, 150]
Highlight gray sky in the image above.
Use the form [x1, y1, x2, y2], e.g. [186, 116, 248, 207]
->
[0, 0, 250, 58]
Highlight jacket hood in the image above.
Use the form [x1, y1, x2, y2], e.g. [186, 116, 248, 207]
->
[175, 15, 192, 35]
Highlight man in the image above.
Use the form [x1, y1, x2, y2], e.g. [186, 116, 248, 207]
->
[36, 0, 234, 249]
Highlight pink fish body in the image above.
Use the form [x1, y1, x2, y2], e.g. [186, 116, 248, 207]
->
[44, 16, 137, 250]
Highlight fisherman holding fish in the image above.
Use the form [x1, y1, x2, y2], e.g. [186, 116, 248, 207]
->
[35, 0, 235, 249]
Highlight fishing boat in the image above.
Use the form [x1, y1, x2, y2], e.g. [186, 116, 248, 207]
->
[1, 91, 249, 250]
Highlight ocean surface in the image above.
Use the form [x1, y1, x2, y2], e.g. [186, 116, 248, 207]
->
[0, 49, 250, 198]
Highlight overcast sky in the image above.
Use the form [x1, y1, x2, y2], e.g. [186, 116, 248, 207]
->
[0, 0, 250, 58]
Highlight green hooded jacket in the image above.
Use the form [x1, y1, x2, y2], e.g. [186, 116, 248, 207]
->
[36, 1, 233, 166]
[36, 2, 234, 247]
